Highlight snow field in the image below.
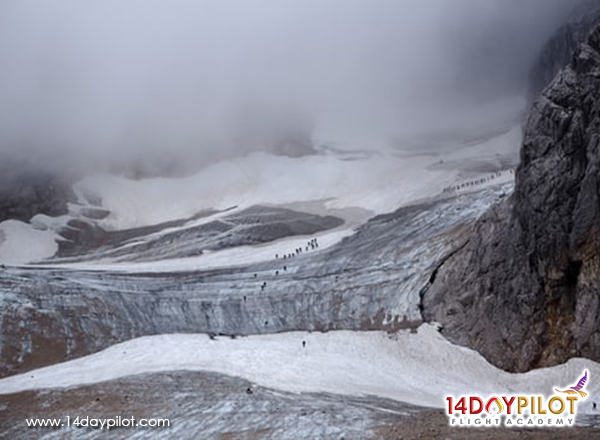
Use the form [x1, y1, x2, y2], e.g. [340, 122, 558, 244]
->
[1, 324, 597, 414]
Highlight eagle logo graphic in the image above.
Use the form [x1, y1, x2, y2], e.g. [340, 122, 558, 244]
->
[555, 371, 588, 398]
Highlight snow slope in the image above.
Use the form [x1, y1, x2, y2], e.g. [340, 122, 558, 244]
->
[76, 152, 451, 231]
[0, 220, 58, 265]
[48, 225, 355, 273]
[0, 124, 522, 266]
[1, 325, 597, 415]
[74, 125, 521, 233]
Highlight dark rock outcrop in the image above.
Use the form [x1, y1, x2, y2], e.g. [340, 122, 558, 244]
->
[529, 0, 600, 98]
[423, 23, 600, 372]
[0, 162, 75, 224]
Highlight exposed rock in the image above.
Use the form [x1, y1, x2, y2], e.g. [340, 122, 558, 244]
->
[0, 161, 75, 224]
[424, 23, 600, 372]
[529, 0, 600, 98]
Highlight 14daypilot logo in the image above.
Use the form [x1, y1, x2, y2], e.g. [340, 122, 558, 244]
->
[445, 371, 589, 427]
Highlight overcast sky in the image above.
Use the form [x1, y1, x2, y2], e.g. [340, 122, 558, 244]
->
[0, 0, 585, 169]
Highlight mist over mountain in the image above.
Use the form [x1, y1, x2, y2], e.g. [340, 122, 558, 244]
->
[0, 0, 585, 174]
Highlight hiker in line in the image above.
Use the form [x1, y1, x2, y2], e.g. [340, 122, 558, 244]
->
[243, 295, 247, 302]
[302, 340, 306, 348]
[275, 270, 279, 276]
[283, 265, 287, 271]
[275, 254, 279, 259]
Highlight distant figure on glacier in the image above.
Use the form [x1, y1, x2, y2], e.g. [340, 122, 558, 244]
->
[0, 264, 4, 270]
[302, 340, 306, 348]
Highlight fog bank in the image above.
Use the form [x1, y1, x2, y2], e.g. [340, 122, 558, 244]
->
[0, 0, 585, 172]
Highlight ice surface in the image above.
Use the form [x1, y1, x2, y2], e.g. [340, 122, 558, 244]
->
[0, 120, 547, 421]
[0, 125, 521, 266]
[46, 226, 355, 272]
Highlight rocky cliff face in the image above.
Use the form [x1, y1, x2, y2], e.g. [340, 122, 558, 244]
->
[529, 0, 600, 98]
[423, 23, 600, 372]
